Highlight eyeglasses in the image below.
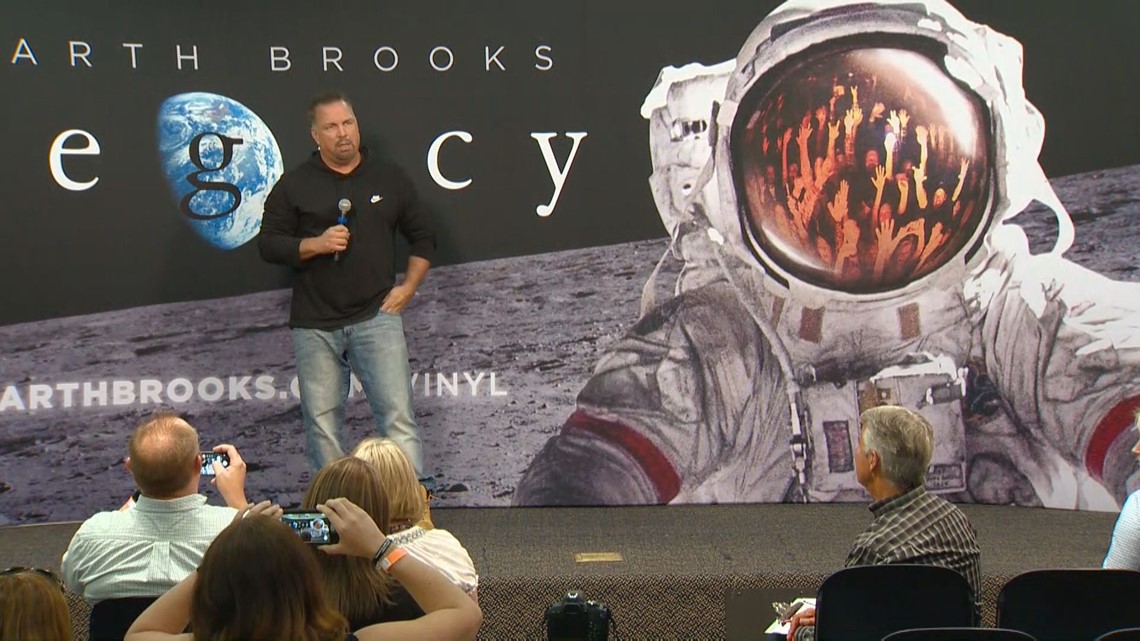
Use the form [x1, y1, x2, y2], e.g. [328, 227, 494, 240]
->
[0, 566, 66, 591]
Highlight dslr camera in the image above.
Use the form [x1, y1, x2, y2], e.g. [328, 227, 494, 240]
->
[545, 590, 611, 641]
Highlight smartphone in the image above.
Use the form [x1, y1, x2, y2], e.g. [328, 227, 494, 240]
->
[201, 451, 230, 476]
[281, 511, 339, 545]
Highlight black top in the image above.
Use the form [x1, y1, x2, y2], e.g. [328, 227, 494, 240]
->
[347, 585, 425, 631]
[258, 149, 435, 330]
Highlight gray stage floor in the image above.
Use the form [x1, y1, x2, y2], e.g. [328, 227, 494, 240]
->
[0, 502, 1117, 579]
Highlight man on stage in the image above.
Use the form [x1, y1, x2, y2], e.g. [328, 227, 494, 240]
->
[259, 90, 435, 483]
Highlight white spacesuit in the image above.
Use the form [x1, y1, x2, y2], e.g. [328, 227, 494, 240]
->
[515, 0, 1140, 509]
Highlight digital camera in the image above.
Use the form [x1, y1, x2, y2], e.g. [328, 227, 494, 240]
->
[545, 590, 611, 641]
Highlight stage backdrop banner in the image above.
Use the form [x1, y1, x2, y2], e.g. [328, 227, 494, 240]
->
[1, 0, 1139, 523]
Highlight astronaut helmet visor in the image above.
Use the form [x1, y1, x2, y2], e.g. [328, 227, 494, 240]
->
[732, 41, 992, 294]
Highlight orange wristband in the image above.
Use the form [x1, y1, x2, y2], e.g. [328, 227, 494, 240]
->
[379, 547, 408, 574]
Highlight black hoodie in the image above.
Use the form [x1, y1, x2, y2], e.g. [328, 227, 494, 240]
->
[258, 150, 435, 330]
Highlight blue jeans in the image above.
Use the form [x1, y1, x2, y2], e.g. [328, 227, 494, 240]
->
[291, 310, 423, 477]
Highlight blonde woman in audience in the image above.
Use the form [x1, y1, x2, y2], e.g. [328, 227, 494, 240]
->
[1104, 409, 1140, 570]
[354, 437, 479, 601]
[303, 457, 424, 627]
[125, 499, 482, 641]
[0, 567, 74, 641]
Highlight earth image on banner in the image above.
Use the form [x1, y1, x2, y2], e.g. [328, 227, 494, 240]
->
[156, 92, 283, 250]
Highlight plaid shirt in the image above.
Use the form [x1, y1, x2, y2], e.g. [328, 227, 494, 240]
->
[847, 485, 982, 618]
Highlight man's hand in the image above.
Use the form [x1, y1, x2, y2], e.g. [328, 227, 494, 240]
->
[871, 165, 888, 193]
[826, 180, 849, 222]
[787, 606, 816, 641]
[317, 225, 350, 253]
[380, 283, 416, 314]
[211, 444, 248, 509]
[797, 122, 812, 148]
[317, 497, 387, 559]
[912, 164, 927, 186]
[299, 224, 350, 260]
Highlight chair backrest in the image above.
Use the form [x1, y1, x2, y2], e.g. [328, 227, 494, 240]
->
[996, 569, 1140, 641]
[89, 597, 158, 641]
[815, 564, 974, 641]
[1097, 629, 1140, 641]
[883, 628, 1037, 641]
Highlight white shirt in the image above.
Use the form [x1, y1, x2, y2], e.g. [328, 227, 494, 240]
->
[387, 526, 479, 594]
[61, 494, 236, 603]
[1104, 491, 1140, 570]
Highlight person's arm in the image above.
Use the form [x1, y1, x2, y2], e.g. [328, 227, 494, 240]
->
[381, 167, 436, 313]
[797, 122, 813, 184]
[210, 443, 248, 509]
[871, 165, 887, 220]
[123, 571, 196, 641]
[381, 256, 430, 314]
[60, 532, 87, 597]
[357, 555, 482, 641]
[1104, 492, 1140, 569]
[258, 178, 348, 265]
[318, 498, 482, 641]
[952, 158, 970, 203]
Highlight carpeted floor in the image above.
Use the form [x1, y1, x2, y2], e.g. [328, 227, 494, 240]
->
[0, 503, 1118, 639]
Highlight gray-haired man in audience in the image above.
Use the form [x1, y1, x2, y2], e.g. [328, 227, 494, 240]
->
[62, 412, 250, 603]
[787, 406, 982, 641]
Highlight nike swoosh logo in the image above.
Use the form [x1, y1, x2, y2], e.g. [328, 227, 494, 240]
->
[370, 195, 382, 203]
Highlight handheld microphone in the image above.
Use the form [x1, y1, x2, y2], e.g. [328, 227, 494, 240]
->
[334, 198, 351, 262]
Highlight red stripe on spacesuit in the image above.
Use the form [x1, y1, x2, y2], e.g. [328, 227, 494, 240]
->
[1085, 395, 1140, 481]
[565, 409, 681, 503]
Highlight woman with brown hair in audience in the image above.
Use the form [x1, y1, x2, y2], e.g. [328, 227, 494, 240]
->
[353, 437, 480, 601]
[125, 499, 482, 641]
[302, 456, 424, 627]
[0, 567, 74, 641]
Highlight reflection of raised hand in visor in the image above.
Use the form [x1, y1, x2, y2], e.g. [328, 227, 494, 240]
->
[515, 0, 1140, 510]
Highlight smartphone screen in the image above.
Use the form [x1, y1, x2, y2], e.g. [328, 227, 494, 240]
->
[201, 451, 230, 476]
[281, 512, 338, 545]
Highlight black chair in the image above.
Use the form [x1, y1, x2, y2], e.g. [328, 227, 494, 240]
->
[814, 564, 975, 641]
[884, 628, 1037, 641]
[89, 597, 157, 641]
[996, 569, 1140, 641]
[1098, 630, 1140, 641]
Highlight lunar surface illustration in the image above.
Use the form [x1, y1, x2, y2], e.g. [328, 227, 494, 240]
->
[1, 164, 1138, 524]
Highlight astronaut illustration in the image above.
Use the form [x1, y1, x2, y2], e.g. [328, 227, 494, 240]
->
[515, 0, 1140, 509]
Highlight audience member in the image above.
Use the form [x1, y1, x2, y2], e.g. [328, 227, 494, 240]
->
[124, 498, 482, 641]
[0, 567, 73, 641]
[61, 413, 250, 603]
[302, 457, 423, 628]
[1104, 409, 1140, 570]
[787, 405, 982, 641]
[353, 438, 479, 600]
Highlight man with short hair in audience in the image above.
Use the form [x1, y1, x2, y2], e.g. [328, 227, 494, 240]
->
[61, 412, 250, 604]
[787, 406, 982, 641]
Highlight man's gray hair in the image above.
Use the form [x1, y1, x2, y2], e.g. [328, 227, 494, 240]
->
[860, 405, 935, 489]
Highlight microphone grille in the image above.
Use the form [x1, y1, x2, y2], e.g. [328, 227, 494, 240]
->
[338, 198, 352, 213]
